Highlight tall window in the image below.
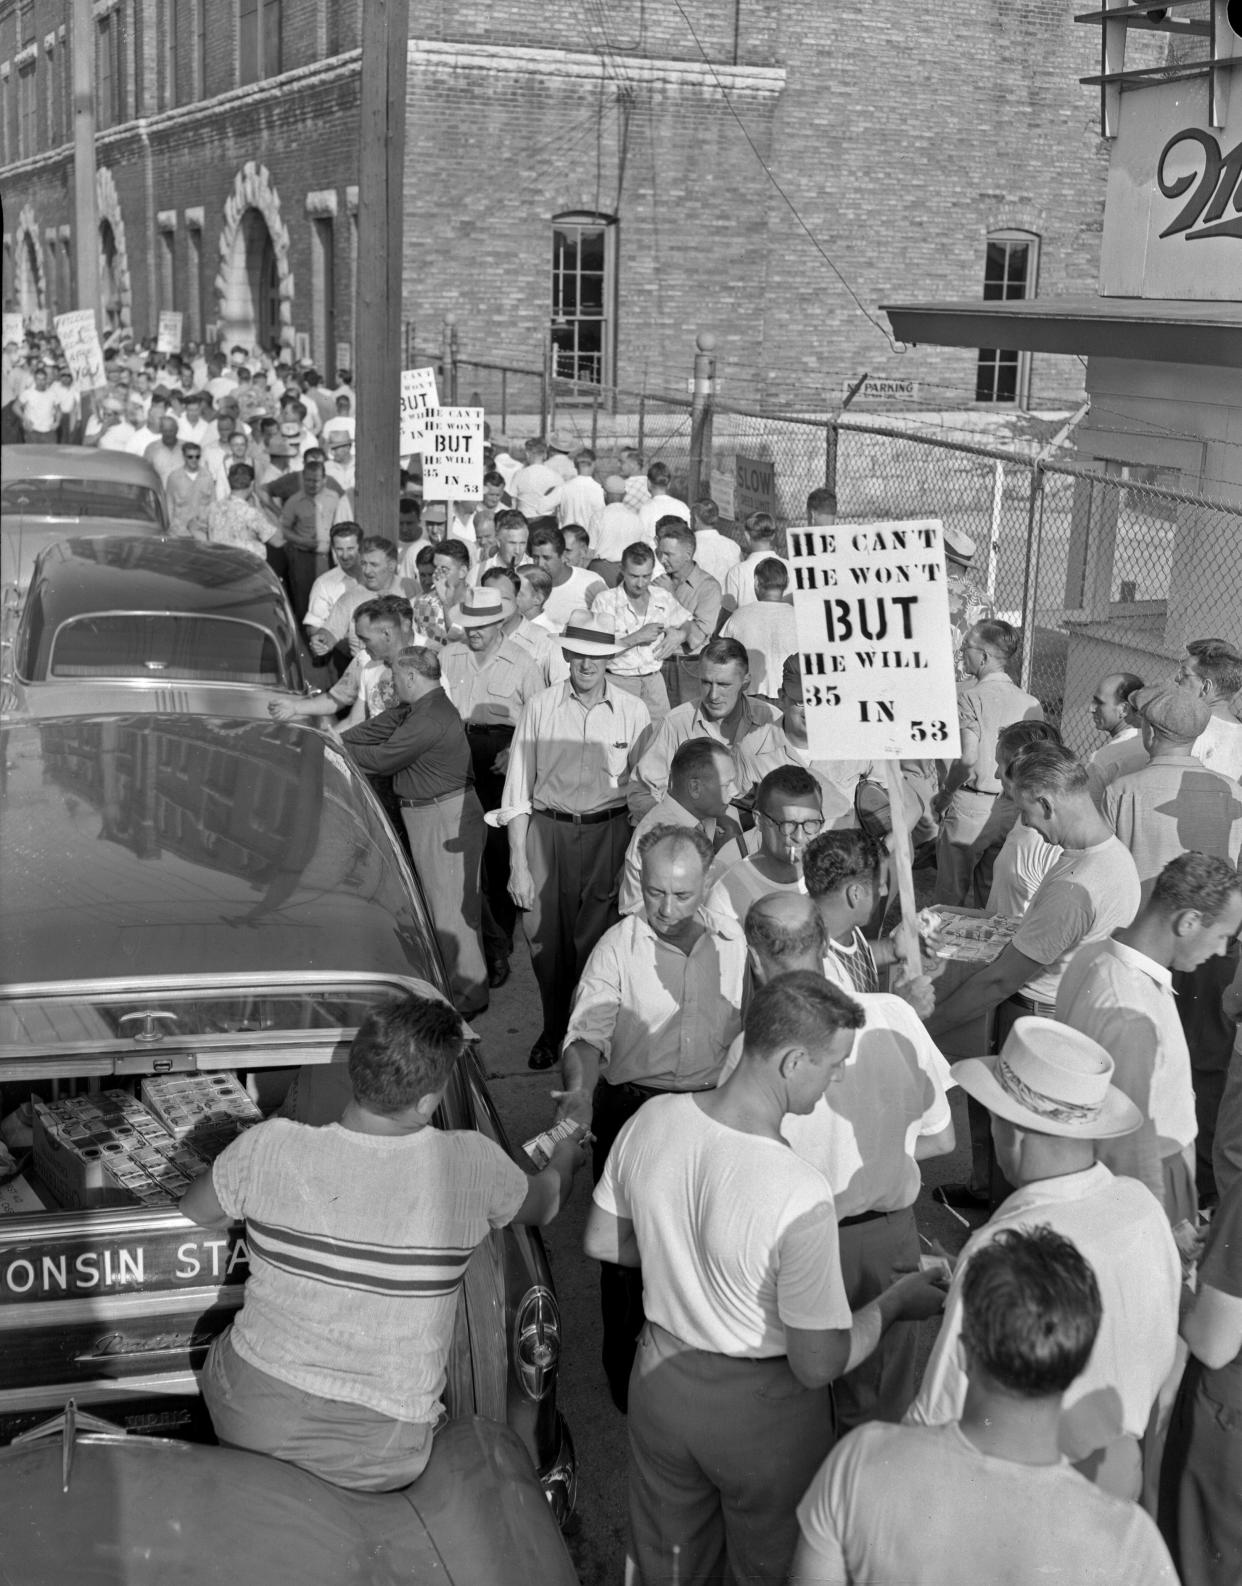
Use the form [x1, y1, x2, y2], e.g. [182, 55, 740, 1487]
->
[311, 217, 336, 379]
[187, 223, 205, 340]
[550, 214, 615, 388]
[192, 0, 206, 97]
[45, 44, 55, 145]
[1, 73, 10, 165]
[97, 12, 126, 129]
[18, 62, 37, 157]
[159, 0, 177, 109]
[975, 231, 1039, 408]
[239, 0, 282, 85]
[158, 228, 176, 314]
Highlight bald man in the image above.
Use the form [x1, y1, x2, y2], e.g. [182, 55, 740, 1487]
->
[724, 892, 956, 1427]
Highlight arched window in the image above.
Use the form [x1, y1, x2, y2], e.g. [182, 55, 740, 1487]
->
[550, 213, 616, 389]
[975, 230, 1040, 408]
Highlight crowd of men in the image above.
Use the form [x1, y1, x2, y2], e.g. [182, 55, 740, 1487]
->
[6, 328, 1242, 1586]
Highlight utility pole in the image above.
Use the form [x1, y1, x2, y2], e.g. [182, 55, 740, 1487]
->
[355, 0, 409, 537]
[71, 0, 99, 323]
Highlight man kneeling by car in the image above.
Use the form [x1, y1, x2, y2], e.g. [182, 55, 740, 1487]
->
[180, 992, 588, 1490]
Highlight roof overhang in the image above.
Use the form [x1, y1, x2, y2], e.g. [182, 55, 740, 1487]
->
[881, 296, 1242, 367]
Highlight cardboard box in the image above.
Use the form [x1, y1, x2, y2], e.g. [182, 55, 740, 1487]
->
[31, 1102, 137, 1212]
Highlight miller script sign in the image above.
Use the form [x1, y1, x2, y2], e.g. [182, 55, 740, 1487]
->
[788, 518, 960, 762]
[1158, 129, 1242, 243]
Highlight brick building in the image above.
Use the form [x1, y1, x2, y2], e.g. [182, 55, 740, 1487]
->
[3, 0, 1115, 410]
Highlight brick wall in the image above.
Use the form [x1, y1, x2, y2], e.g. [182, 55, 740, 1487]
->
[0, 0, 1152, 415]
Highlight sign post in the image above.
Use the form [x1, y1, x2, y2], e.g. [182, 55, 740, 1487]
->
[788, 517, 959, 981]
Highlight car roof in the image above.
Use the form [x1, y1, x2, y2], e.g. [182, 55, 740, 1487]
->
[1, 444, 163, 491]
[29, 536, 296, 630]
[0, 714, 440, 990]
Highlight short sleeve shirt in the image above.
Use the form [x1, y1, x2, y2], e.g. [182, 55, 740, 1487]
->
[1199, 1172, 1242, 1411]
[1012, 835, 1141, 1004]
[594, 1093, 851, 1355]
[212, 1118, 527, 1422]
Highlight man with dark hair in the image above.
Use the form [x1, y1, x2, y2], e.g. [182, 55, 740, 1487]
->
[632, 634, 784, 814]
[654, 517, 723, 707]
[706, 765, 824, 927]
[278, 457, 337, 619]
[618, 737, 741, 915]
[556, 448, 605, 537]
[181, 991, 587, 1492]
[908, 1018, 1180, 1501]
[205, 463, 277, 559]
[342, 648, 488, 1017]
[722, 510, 789, 613]
[560, 824, 748, 1406]
[1057, 851, 1242, 1227]
[688, 495, 742, 586]
[317, 536, 410, 660]
[590, 540, 693, 715]
[804, 828, 930, 1006]
[637, 459, 690, 540]
[805, 485, 838, 526]
[561, 523, 591, 568]
[1104, 683, 1242, 905]
[1178, 637, 1242, 782]
[303, 521, 362, 643]
[527, 521, 604, 629]
[586, 969, 946, 1586]
[510, 437, 562, 519]
[1086, 669, 1146, 800]
[929, 744, 1141, 1208]
[934, 618, 1043, 907]
[720, 555, 798, 698]
[793, 1227, 1177, 1585]
[272, 596, 413, 727]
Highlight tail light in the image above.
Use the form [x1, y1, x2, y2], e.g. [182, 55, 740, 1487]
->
[513, 1285, 560, 1402]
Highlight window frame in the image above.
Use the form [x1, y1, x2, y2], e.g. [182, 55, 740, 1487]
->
[549, 212, 617, 395]
[975, 230, 1040, 410]
[238, 0, 281, 86]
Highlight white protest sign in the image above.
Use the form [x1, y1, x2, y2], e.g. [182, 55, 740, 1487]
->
[53, 310, 108, 392]
[2, 312, 24, 348]
[789, 517, 960, 761]
[156, 310, 183, 354]
[399, 366, 440, 455]
[420, 407, 485, 501]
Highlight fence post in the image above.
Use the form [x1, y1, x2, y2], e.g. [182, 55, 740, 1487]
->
[1019, 464, 1045, 694]
[689, 330, 717, 501]
[540, 338, 552, 439]
[500, 369, 508, 435]
[591, 384, 600, 450]
[441, 315, 459, 404]
[826, 418, 838, 494]
[638, 388, 646, 461]
[987, 460, 1004, 604]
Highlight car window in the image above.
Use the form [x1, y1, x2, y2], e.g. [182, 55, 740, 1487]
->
[1, 480, 163, 525]
[49, 615, 283, 685]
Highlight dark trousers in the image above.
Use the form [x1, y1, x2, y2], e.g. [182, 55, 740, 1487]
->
[467, 726, 516, 967]
[966, 994, 1039, 1203]
[521, 808, 629, 1049]
[592, 1078, 657, 1414]
[284, 544, 324, 624]
[834, 1205, 921, 1430]
[1175, 946, 1240, 1204]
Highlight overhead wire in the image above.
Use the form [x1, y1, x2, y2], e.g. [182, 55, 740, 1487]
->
[669, 0, 904, 355]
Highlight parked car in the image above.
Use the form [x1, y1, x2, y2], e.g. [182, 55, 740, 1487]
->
[4, 536, 316, 718]
[1, 444, 168, 610]
[0, 1413, 579, 1586]
[0, 713, 576, 1523]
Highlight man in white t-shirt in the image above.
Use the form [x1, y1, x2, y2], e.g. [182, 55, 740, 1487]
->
[636, 460, 691, 541]
[555, 447, 605, 535]
[182, 991, 587, 1491]
[526, 522, 604, 631]
[907, 1018, 1180, 1501]
[720, 556, 798, 697]
[928, 742, 1141, 1209]
[1178, 636, 1242, 783]
[688, 497, 742, 587]
[509, 437, 562, 518]
[585, 971, 947, 1586]
[722, 511, 789, 612]
[706, 765, 822, 929]
[793, 1226, 1177, 1586]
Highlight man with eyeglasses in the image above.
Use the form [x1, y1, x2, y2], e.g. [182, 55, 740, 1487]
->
[706, 766, 824, 931]
[164, 440, 218, 541]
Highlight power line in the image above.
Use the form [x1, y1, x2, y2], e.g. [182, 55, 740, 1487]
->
[670, 0, 904, 355]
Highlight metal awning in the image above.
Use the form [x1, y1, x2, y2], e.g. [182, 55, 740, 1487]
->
[880, 296, 1242, 367]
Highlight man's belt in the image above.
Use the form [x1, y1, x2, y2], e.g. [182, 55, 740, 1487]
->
[399, 788, 471, 809]
[599, 1078, 715, 1101]
[534, 804, 628, 825]
[837, 1206, 911, 1228]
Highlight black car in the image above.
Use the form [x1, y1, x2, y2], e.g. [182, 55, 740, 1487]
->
[0, 713, 575, 1522]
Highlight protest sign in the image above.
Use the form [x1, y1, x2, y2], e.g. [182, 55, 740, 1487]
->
[789, 517, 960, 762]
[335, 341, 352, 375]
[156, 311, 183, 355]
[53, 310, 108, 392]
[2, 313, 24, 348]
[420, 407, 485, 501]
[26, 308, 47, 333]
[399, 367, 440, 455]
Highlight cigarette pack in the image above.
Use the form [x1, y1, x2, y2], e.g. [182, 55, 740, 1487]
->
[522, 1117, 584, 1170]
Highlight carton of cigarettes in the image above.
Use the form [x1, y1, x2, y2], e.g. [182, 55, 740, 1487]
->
[523, 1117, 585, 1170]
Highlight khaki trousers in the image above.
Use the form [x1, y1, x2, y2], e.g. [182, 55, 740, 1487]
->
[401, 788, 488, 1014]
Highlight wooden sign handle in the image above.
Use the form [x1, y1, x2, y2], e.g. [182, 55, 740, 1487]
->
[881, 758, 922, 985]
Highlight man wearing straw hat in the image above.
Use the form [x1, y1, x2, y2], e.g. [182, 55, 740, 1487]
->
[498, 609, 651, 1069]
[907, 1016, 1180, 1499]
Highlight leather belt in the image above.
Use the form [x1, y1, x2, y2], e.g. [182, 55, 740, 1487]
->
[535, 805, 628, 825]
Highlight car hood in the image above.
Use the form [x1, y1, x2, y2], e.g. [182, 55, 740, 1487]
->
[0, 1417, 578, 1586]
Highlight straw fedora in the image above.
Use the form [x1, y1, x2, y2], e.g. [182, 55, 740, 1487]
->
[559, 609, 621, 658]
[951, 1016, 1142, 1139]
[457, 588, 516, 629]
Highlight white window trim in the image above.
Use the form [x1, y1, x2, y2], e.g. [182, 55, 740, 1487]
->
[976, 230, 1041, 411]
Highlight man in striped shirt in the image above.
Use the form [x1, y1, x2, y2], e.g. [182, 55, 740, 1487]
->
[181, 992, 586, 1491]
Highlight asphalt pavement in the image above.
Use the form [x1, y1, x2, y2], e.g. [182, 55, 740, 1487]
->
[470, 944, 981, 1586]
